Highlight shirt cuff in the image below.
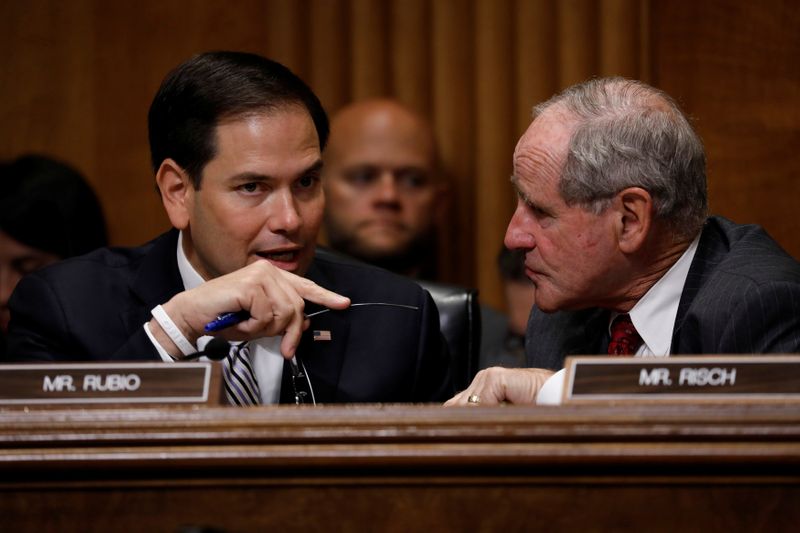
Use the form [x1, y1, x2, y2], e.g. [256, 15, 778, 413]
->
[535, 368, 566, 406]
[143, 321, 178, 363]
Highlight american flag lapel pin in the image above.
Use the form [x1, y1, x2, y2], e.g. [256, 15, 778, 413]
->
[313, 329, 332, 342]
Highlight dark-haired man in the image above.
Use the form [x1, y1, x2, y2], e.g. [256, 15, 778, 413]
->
[7, 52, 451, 404]
[447, 77, 800, 407]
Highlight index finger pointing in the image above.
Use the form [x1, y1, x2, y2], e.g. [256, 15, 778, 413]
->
[287, 274, 351, 310]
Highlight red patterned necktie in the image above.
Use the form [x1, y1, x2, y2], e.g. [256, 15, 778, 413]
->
[607, 314, 643, 356]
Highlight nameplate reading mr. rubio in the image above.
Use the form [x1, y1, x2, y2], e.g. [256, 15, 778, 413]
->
[564, 355, 800, 403]
[0, 362, 219, 407]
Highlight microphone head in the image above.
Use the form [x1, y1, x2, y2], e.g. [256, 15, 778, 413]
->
[200, 337, 231, 361]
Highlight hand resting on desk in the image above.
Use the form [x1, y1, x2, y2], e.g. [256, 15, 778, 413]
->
[444, 367, 555, 406]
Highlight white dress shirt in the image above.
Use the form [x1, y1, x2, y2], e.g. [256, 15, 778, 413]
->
[536, 236, 700, 405]
[142, 232, 285, 403]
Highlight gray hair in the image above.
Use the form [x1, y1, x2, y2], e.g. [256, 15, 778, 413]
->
[534, 77, 707, 240]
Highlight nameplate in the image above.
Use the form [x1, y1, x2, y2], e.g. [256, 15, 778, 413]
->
[563, 355, 800, 403]
[0, 362, 220, 407]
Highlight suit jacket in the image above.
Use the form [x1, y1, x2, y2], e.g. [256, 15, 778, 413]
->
[526, 216, 800, 370]
[6, 230, 453, 403]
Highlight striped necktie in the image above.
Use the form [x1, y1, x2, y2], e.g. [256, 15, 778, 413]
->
[222, 343, 261, 406]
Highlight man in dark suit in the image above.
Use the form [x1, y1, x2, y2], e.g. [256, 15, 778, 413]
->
[6, 51, 451, 404]
[447, 77, 800, 406]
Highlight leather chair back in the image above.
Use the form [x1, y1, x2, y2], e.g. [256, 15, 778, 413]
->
[417, 280, 481, 392]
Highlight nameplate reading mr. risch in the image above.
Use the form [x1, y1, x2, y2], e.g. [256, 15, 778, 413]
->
[563, 355, 800, 403]
[0, 362, 219, 406]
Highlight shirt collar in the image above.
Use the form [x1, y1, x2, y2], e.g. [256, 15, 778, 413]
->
[612, 235, 700, 356]
[176, 231, 205, 291]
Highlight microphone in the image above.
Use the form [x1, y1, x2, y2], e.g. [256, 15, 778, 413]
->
[184, 337, 231, 361]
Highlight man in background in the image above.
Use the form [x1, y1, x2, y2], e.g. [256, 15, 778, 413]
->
[0, 154, 107, 357]
[447, 77, 800, 406]
[322, 99, 447, 279]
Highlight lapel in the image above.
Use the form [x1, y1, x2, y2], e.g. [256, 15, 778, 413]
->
[279, 255, 350, 403]
[119, 230, 184, 335]
[578, 308, 611, 356]
[527, 307, 609, 369]
[671, 218, 727, 351]
[561, 308, 609, 359]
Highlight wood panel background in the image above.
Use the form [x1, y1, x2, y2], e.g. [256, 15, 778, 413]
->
[1, 0, 798, 310]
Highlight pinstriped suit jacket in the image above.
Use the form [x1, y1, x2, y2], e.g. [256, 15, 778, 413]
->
[526, 216, 800, 370]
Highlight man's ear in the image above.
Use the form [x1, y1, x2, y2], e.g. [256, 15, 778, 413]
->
[614, 187, 653, 254]
[155, 159, 193, 230]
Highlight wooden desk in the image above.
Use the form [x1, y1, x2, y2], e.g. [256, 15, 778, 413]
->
[2, 403, 799, 532]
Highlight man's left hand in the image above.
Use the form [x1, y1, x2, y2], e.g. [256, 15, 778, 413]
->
[444, 367, 555, 406]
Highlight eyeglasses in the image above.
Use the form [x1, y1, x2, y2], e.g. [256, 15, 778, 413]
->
[289, 355, 315, 405]
[303, 301, 419, 319]
[292, 302, 421, 405]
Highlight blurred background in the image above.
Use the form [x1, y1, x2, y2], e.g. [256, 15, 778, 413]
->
[1, 0, 798, 310]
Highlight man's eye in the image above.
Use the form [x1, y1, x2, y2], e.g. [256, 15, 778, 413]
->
[523, 198, 548, 218]
[240, 182, 259, 193]
[398, 171, 430, 190]
[297, 174, 319, 189]
[345, 169, 377, 186]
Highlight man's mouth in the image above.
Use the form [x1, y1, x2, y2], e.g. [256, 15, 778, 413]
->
[256, 249, 301, 262]
[524, 266, 542, 282]
[361, 219, 407, 232]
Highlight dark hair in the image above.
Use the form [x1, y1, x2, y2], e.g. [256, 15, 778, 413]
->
[148, 51, 329, 188]
[0, 154, 108, 258]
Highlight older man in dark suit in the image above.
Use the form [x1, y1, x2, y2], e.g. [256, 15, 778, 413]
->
[447, 77, 800, 406]
[6, 52, 451, 405]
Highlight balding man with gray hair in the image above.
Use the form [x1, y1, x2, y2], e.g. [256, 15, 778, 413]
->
[447, 77, 800, 406]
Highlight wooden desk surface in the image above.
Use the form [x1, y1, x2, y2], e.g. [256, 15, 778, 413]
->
[2, 403, 799, 532]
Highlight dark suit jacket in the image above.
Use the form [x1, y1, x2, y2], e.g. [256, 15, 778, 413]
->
[6, 230, 453, 403]
[526, 216, 800, 370]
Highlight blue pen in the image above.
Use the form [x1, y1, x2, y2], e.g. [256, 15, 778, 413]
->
[204, 310, 251, 332]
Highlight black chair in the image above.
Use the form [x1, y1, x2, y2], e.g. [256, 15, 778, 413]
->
[417, 280, 481, 392]
[313, 247, 481, 392]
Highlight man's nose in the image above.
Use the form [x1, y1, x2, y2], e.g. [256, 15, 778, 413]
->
[267, 190, 302, 234]
[504, 202, 536, 250]
[373, 173, 401, 205]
